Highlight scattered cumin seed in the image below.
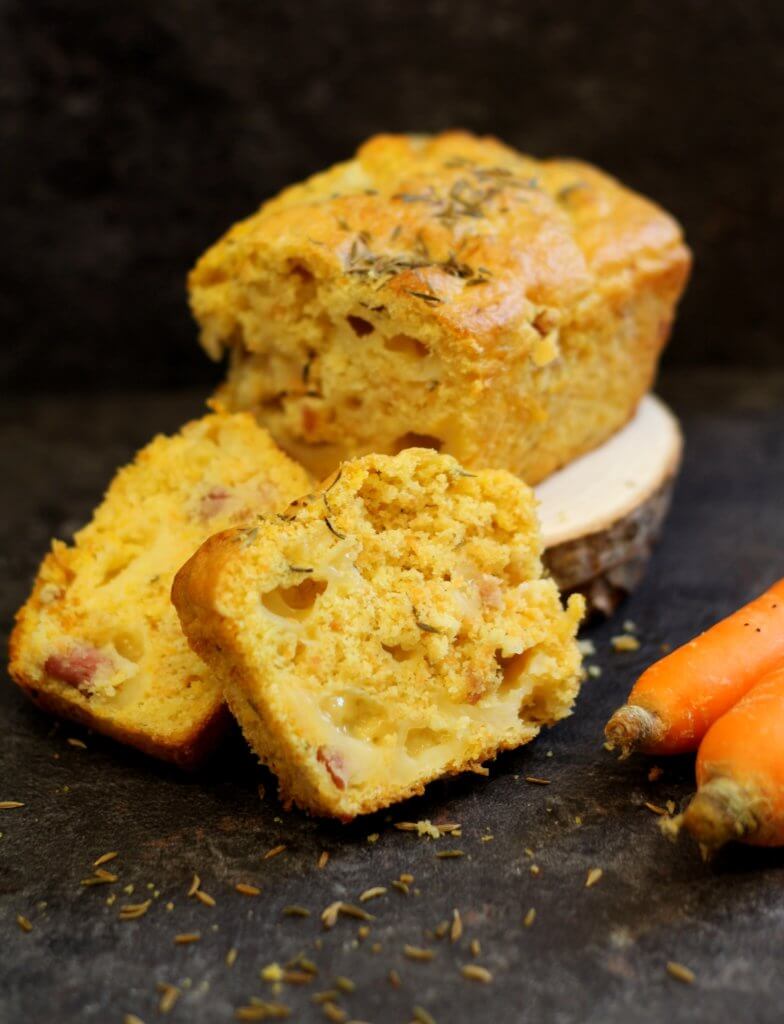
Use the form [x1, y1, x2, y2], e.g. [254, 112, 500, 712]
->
[187, 874, 201, 897]
[525, 776, 551, 786]
[236, 1005, 291, 1021]
[335, 976, 356, 993]
[611, 634, 640, 652]
[67, 738, 87, 749]
[322, 1001, 347, 1023]
[317, 851, 330, 869]
[412, 1007, 436, 1024]
[283, 970, 314, 985]
[16, 914, 32, 933]
[226, 947, 238, 968]
[124, 1016, 145, 1024]
[404, 945, 435, 962]
[523, 908, 536, 927]
[389, 969, 401, 988]
[530, 864, 541, 876]
[261, 963, 285, 982]
[0, 801, 24, 809]
[460, 964, 493, 983]
[174, 932, 201, 944]
[195, 890, 216, 907]
[357, 925, 370, 940]
[157, 983, 180, 1014]
[667, 961, 695, 984]
[235, 883, 261, 896]
[321, 902, 342, 929]
[391, 880, 409, 895]
[585, 868, 603, 888]
[400, 873, 414, 884]
[433, 920, 449, 939]
[470, 939, 481, 957]
[95, 868, 118, 882]
[359, 886, 387, 902]
[119, 900, 152, 920]
[81, 874, 114, 887]
[435, 850, 463, 859]
[312, 990, 339, 1004]
[282, 905, 311, 918]
[450, 909, 462, 943]
[644, 801, 667, 816]
[264, 844, 287, 860]
[93, 851, 118, 867]
[367, 833, 379, 844]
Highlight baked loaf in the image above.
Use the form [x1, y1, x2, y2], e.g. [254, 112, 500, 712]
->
[172, 448, 584, 818]
[9, 413, 311, 765]
[190, 131, 690, 483]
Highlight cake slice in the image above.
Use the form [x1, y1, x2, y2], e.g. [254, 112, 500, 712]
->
[9, 413, 311, 765]
[172, 448, 584, 817]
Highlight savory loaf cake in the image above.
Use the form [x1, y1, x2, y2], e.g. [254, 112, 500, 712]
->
[189, 131, 691, 483]
[172, 448, 585, 818]
[8, 413, 311, 765]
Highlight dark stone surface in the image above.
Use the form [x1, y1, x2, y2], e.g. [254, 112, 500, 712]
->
[2, 372, 784, 1023]
[2, 0, 784, 393]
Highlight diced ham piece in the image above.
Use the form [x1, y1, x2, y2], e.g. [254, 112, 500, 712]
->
[199, 487, 233, 520]
[44, 645, 109, 691]
[317, 745, 348, 789]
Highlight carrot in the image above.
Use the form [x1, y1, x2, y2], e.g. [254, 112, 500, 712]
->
[682, 665, 784, 848]
[604, 577, 784, 757]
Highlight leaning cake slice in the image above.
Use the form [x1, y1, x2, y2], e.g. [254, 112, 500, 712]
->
[9, 413, 311, 765]
[173, 448, 584, 817]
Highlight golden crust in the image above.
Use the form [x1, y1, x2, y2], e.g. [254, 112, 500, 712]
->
[190, 131, 691, 482]
[173, 448, 584, 818]
[8, 413, 311, 766]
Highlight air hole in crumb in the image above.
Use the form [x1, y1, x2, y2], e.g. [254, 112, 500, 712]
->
[384, 334, 429, 357]
[391, 432, 443, 454]
[261, 393, 286, 414]
[347, 315, 374, 337]
[345, 395, 363, 410]
[518, 684, 555, 724]
[404, 727, 450, 758]
[98, 558, 134, 587]
[382, 643, 416, 662]
[289, 263, 316, 302]
[496, 649, 535, 695]
[262, 578, 327, 617]
[321, 691, 394, 745]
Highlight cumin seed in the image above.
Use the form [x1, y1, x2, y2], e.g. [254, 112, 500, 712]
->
[195, 889, 216, 907]
[187, 874, 201, 897]
[93, 851, 118, 867]
[524, 907, 536, 927]
[16, 914, 32, 933]
[450, 908, 462, 942]
[359, 886, 387, 902]
[264, 844, 287, 860]
[460, 964, 493, 983]
[317, 850, 330, 869]
[157, 983, 180, 1014]
[585, 868, 603, 888]
[282, 905, 311, 918]
[404, 945, 435, 962]
[435, 850, 464, 859]
[235, 883, 261, 896]
[0, 801, 24, 810]
[412, 1007, 436, 1024]
[174, 932, 201, 944]
[667, 961, 695, 984]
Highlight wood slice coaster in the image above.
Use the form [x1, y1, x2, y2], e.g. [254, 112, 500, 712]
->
[536, 394, 683, 616]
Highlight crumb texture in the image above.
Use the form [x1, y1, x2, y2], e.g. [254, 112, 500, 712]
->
[9, 413, 311, 763]
[189, 130, 690, 482]
[173, 448, 584, 815]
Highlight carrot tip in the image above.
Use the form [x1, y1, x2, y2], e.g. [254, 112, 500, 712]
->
[604, 704, 663, 758]
[682, 778, 758, 850]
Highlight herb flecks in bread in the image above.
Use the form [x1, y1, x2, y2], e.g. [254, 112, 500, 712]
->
[190, 131, 690, 482]
[9, 413, 311, 765]
[173, 448, 584, 817]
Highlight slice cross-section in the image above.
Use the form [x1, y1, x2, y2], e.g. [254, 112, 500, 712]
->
[173, 448, 584, 816]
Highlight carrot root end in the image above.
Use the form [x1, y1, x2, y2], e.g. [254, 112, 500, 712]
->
[682, 778, 759, 850]
[604, 705, 664, 758]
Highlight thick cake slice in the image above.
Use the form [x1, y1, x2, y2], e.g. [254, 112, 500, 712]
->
[173, 448, 584, 817]
[9, 413, 311, 765]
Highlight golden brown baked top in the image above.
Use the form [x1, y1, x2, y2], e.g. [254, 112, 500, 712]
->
[191, 130, 689, 366]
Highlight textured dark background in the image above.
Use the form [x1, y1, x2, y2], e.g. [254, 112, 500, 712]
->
[2, 0, 784, 393]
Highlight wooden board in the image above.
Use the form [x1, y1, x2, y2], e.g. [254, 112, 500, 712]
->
[536, 394, 683, 614]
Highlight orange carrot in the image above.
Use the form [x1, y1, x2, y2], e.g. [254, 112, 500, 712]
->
[605, 577, 784, 756]
[682, 665, 784, 848]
